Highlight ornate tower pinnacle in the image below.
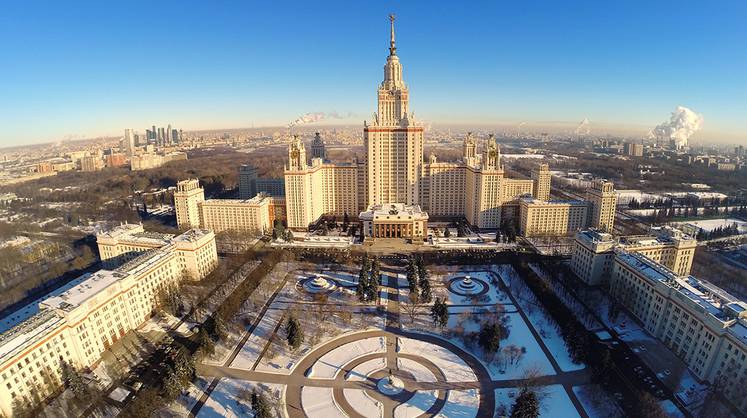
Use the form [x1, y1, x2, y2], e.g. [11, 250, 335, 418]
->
[389, 14, 397, 56]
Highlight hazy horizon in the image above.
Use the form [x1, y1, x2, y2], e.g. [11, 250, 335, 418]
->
[1, 1, 745, 148]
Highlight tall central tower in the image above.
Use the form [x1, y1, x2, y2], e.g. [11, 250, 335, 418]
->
[365, 15, 424, 206]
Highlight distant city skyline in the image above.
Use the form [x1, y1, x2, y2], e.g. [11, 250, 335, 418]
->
[1, 1, 746, 147]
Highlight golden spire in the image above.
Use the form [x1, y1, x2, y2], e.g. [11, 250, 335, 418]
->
[389, 14, 396, 56]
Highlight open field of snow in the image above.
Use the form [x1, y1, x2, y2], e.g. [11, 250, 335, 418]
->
[394, 390, 438, 418]
[309, 336, 386, 379]
[230, 308, 284, 370]
[397, 357, 437, 382]
[398, 337, 477, 382]
[676, 218, 747, 233]
[347, 357, 387, 381]
[301, 386, 347, 418]
[344, 389, 383, 417]
[436, 388, 479, 417]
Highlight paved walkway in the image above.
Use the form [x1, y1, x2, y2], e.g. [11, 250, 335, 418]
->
[191, 264, 593, 418]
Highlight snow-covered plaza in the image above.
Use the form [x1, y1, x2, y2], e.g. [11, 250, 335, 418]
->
[184, 260, 603, 418]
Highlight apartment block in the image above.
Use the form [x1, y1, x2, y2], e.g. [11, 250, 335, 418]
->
[609, 251, 747, 413]
[0, 230, 217, 416]
[572, 226, 697, 286]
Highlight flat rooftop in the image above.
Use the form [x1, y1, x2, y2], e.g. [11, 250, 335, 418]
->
[616, 251, 747, 343]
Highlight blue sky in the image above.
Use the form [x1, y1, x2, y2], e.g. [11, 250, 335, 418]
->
[1, 0, 745, 146]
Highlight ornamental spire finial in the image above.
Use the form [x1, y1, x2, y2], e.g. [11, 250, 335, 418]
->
[389, 14, 396, 56]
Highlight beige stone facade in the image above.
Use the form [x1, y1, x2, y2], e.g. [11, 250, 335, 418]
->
[284, 138, 360, 229]
[586, 179, 617, 232]
[572, 226, 697, 286]
[360, 203, 428, 240]
[174, 179, 283, 234]
[174, 179, 204, 229]
[0, 229, 217, 416]
[519, 197, 590, 237]
[198, 195, 273, 235]
[609, 251, 747, 414]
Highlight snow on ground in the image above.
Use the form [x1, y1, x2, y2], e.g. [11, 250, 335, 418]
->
[444, 270, 508, 306]
[492, 312, 556, 378]
[309, 336, 386, 379]
[495, 385, 579, 418]
[197, 378, 283, 418]
[301, 386, 347, 418]
[443, 306, 554, 380]
[436, 388, 479, 417]
[398, 337, 477, 382]
[675, 218, 747, 233]
[343, 388, 383, 417]
[394, 390, 438, 418]
[163, 378, 211, 417]
[108, 386, 130, 402]
[572, 385, 624, 418]
[230, 308, 284, 370]
[503, 266, 584, 372]
[397, 357, 437, 382]
[347, 357, 387, 381]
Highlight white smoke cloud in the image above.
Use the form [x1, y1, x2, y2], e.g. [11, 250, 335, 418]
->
[653, 106, 704, 149]
[574, 117, 591, 135]
[287, 111, 353, 128]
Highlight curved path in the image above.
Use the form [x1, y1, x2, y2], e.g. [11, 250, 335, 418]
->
[192, 266, 592, 418]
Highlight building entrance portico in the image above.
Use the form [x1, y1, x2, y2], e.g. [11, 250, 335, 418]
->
[360, 203, 428, 243]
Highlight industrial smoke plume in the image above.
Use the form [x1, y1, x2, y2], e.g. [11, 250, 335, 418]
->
[652, 106, 704, 150]
[287, 111, 352, 128]
[574, 117, 591, 135]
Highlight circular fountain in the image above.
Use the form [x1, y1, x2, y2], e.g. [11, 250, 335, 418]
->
[448, 275, 488, 296]
[301, 275, 337, 294]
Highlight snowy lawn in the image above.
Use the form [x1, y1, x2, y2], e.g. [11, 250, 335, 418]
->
[394, 390, 438, 418]
[347, 357, 387, 381]
[397, 358, 437, 382]
[344, 388, 383, 417]
[436, 389, 479, 417]
[495, 385, 579, 418]
[196, 378, 283, 418]
[398, 337, 477, 382]
[230, 308, 284, 370]
[309, 336, 386, 379]
[301, 386, 347, 418]
[502, 266, 585, 372]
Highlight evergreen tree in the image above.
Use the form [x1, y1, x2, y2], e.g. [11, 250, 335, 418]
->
[59, 357, 88, 398]
[162, 366, 183, 400]
[251, 389, 272, 418]
[370, 256, 380, 286]
[419, 278, 432, 303]
[357, 271, 369, 302]
[443, 227, 451, 237]
[286, 316, 303, 349]
[510, 388, 540, 418]
[197, 327, 215, 357]
[478, 322, 504, 354]
[430, 298, 448, 328]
